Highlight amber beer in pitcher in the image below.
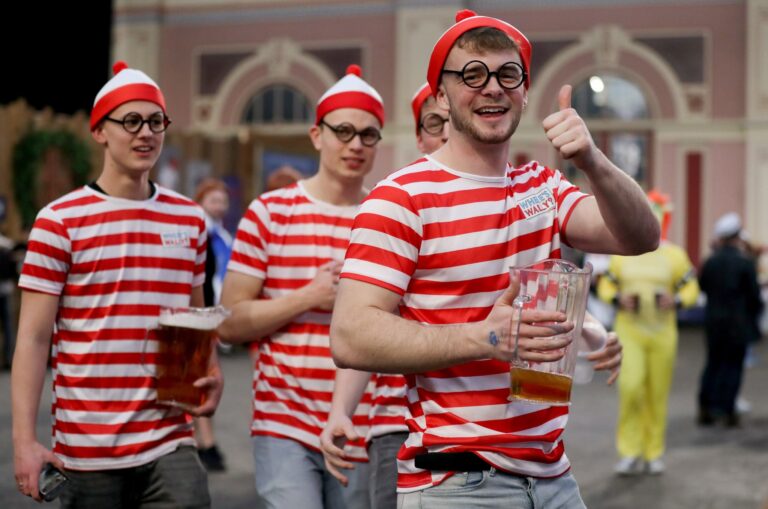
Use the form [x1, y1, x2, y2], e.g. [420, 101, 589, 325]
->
[508, 259, 591, 406]
[152, 307, 229, 410]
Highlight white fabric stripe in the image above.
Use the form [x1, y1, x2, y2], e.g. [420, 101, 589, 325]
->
[55, 408, 171, 425]
[342, 258, 411, 292]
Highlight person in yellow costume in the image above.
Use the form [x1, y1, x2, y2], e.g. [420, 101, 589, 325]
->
[598, 190, 699, 475]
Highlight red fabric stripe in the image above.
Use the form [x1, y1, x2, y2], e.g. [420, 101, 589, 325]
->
[55, 375, 153, 389]
[70, 232, 167, 251]
[21, 264, 67, 285]
[69, 256, 195, 274]
[58, 304, 161, 320]
[51, 193, 104, 210]
[345, 243, 417, 276]
[62, 209, 199, 229]
[353, 212, 422, 248]
[269, 213, 354, 228]
[62, 280, 191, 297]
[56, 397, 156, 412]
[57, 329, 149, 342]
[56, 415, 188, 435]
[55, 431, 192, 459]
[27, 239, 71, 264]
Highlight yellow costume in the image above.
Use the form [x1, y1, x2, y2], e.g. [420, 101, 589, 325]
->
[598, 243, 699, 462]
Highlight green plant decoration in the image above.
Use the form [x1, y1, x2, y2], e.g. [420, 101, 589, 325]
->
[12, 130, 91, 228]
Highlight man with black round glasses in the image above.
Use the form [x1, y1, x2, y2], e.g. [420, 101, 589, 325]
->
[219, 64, 383, 509]
[331, 9, 659, 509]
[12, 61, 221, 507]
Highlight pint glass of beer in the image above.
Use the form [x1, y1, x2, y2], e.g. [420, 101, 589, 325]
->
[509, 259, 592, 405]
[146, 306, 230, 410]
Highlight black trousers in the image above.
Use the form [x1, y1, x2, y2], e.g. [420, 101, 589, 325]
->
[698, 335, 748, 416]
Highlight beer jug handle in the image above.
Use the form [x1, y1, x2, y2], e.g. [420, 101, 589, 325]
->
[511, 294, 532, 364]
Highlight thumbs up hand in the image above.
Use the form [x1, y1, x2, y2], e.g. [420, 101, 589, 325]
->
[542, 84, 601, 172]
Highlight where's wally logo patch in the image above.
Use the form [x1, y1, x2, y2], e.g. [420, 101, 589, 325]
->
[161, 231, 191, 248]
[518, 189, 556, 219]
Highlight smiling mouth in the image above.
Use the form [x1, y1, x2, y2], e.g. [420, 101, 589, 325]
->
[134, 146, 154, 153]
[475, 106, 509, 117]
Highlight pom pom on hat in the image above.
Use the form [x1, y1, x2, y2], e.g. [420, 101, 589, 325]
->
[427, 9, 532, 96]
[90, 61, 166, 131]
[411, 82, 433, 133]
[316, 65, 385, 127]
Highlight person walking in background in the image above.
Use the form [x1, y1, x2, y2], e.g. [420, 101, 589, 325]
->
[218, 64, 384, 509]
[697, 212, 763, 427]
[598, 190, 699, 475]
[194, 178, 234, 472]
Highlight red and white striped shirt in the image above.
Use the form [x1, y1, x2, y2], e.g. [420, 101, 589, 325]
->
[367, 374, 409, 442]
[341, 156, 588, 491]
[228, 182, 372, 460]
[19, 185, 207, 471]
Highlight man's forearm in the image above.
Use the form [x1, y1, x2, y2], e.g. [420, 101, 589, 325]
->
[11, 339, 52, 445]
[331, 299, 488, 374]
[219, 291, 315, 344]
[585, 152, 660, 254]
[328, 369, 373, 418]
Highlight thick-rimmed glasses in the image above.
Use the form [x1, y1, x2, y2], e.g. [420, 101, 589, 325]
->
[419, 113, 448, 135]
[320, 120, 382, 147]
[441, 60, 527, 90]
[105, 112, 172, 134]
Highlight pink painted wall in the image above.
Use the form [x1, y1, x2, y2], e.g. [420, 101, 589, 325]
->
[486, 1, 746, 118]
[157, 11, 396, 128]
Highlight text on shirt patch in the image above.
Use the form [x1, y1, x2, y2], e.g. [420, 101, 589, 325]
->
[161, 231, 191, 247]
[518, 189, 555, 219]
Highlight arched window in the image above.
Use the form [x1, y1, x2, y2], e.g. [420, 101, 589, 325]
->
[242, 84, 312, 124]
[568, 74, 651, 187]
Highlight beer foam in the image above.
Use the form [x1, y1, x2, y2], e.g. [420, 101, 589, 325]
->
[159, 312, 223, 330]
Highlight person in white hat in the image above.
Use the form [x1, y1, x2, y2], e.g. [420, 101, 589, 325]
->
[218, 64, 384, 509]
[330, 9, 659, 508]
[12, 62, 222, 506]
[698, 212, 763, 427]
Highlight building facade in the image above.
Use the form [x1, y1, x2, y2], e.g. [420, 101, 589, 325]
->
[113, 0, 768, 264]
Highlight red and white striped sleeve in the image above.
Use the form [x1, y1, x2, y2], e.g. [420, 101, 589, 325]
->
[19, 207, 71, 296]
[228, 198, 271, 280]
[546, 166, 589, 244]
[341, 180, 423, 295]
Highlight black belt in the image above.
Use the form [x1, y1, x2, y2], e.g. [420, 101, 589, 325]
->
[414, 452, 492, 472]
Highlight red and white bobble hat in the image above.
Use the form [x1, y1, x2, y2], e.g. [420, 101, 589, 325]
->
[90, 61, 166, 131]
[427, 9, 532, 96]
[411, 82, 433, 133]
[316, 64, 385, 127]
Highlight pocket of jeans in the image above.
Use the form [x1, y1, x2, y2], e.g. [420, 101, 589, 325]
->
[422, 471, 489, 496]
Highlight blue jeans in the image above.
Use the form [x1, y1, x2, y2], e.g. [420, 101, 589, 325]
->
[397, 468, 585, 509]
[251, 435, 370, 509]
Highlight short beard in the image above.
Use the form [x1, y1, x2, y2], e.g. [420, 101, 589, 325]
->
[449, 107, 518, 144]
